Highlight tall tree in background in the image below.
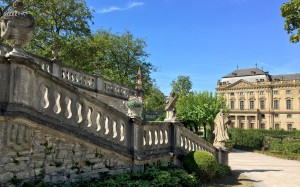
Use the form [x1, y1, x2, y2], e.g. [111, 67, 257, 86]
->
[143, 85, 165, 119]
[0, 1, 156, 91]
[281, 0, 300, 43]
[60, 29, 156, 92]
[176, 91, 227, 141]
[171, 75, 192, 96]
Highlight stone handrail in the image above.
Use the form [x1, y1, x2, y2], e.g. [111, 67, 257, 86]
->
[0, 55, 217, 162]
[30, 54, 137, 100]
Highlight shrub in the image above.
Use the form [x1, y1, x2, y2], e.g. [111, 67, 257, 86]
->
[215, 164, 232, 178]
[183, 150, 218, 182]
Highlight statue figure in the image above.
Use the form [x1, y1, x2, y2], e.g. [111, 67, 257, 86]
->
[0, 0, 35, 57]
[213, 109, 229, 151]
[164, 91, 178, 121]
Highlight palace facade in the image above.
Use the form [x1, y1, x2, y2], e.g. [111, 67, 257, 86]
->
[216, 67, 300, 131]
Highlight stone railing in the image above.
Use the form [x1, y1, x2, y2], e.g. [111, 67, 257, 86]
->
[29, 54, 137, 100]
[0, 55, 220, 168]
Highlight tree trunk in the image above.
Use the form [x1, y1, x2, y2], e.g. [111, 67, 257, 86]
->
[203, 124, 207, 140]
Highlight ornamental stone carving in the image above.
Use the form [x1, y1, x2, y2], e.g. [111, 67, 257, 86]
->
[0, 0, 35, 57]
[164, 92, 178, 122]
[213, 110, 229, 151]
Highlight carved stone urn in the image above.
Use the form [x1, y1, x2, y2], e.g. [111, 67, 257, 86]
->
[0, 0, 35, 57]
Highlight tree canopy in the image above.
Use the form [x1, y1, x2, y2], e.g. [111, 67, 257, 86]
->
[0, 1, 156, 92]
[176, 91, 227, 141]
[171, 75, 192, 96]
[281, 0, 300, 43]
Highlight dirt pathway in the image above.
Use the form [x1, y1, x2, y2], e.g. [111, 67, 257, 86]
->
[229, 149, 300, 187]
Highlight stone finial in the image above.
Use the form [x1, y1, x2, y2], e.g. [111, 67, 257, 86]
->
[0, 0, 35, 57]
[135, 67, 143, 91]
[51, 45, 59, 61]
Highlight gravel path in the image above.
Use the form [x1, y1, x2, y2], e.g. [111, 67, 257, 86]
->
[229, 149, 300, 187]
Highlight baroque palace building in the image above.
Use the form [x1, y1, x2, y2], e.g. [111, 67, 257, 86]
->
[216, 67, 300, 131]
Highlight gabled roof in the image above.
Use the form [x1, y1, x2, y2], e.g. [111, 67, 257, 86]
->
[271, 74, 300, 81]
[223, 68, 266, 78]
[222, 79, 255, 89]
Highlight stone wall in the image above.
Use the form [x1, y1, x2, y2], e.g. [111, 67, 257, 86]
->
[0, 116, 133, 184]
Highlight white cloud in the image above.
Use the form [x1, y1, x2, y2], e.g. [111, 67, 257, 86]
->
[97, 1, 144, 14]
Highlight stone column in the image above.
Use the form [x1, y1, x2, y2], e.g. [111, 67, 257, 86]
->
[235, 115, 239, 128]
[245, 116, 249, 129]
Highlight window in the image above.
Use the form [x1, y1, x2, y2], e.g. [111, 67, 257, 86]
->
[274, 100, 279, 110]
[274, 114, 279, 118]
[240, 92, 244, 96]
[250, 123, 255, 129]
[260, 100, 265, 110]
[286, 90, 292, 94]
[250, 100, 255, 109]
[240, 123, 244, 129]
[230, 100, 235, 110]
[249, 91, 254, 95]
[260, 123, 265, 129]
[286, 100, 292, 110]
[275, 124, 280, 130]
[240, 101, 244, 110]
[230, 92, 235, 96]
[288, 124, 293, 131]
[287, 114, 292, 118]
[273, 90, 279, 95]
[261, 114, 265, 118]
[260, 91, 265, 95]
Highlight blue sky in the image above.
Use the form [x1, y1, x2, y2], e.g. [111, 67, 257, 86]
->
[86, 0, 300, 95]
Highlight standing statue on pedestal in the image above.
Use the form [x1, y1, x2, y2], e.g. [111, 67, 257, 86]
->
[164, 92, 178, 122]
[0, 0, 35, 57]
[213, 109, 229, 151]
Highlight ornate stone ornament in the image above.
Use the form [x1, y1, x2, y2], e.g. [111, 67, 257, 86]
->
[0, 0, 35, 57]
[164, 91, 178, 122]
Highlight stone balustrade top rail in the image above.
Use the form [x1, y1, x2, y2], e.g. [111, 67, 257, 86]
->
[30, 54, 137, 100]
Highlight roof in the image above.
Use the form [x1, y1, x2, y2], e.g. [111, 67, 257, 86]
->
[271, 74, 300, 81]
[223, 68, 266, 78]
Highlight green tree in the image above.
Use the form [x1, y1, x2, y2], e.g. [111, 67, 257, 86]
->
[176, 91, 227, 141]
[60, 29, 156, 92]
[171, 75, 192, 96]
[281, 0, 300, 43]
[143, 85, 165, 120]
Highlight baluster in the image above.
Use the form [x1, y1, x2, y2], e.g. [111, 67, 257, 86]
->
[96, 112, 101, 131]
[113, 120, 117, 138]
[164, 130, 168, 144]
[40, 85, 49, 109]
[87, 107, 92, 127]
[105, 116, 109, 135]
[148, 130, 152, 145]
[53, 91, 61, 114]
[120, 123, 125, 142]
[155, 130, 158, 145]
[65, 97, 72, 119]
[160, 130, 163, 144]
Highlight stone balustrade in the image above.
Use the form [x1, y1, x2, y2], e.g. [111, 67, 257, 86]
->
[0, 55, 217, 159]
[0, 55, 223, 184]
[28, 54, 137, 100]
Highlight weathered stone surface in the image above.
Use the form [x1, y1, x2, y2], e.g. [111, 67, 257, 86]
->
[0, 172, 13, 183]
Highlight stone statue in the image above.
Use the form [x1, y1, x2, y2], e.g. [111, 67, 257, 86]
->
[0, 0, 35, 57]
[213, 109, 229, 151]
[164, 92, 178, 121]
